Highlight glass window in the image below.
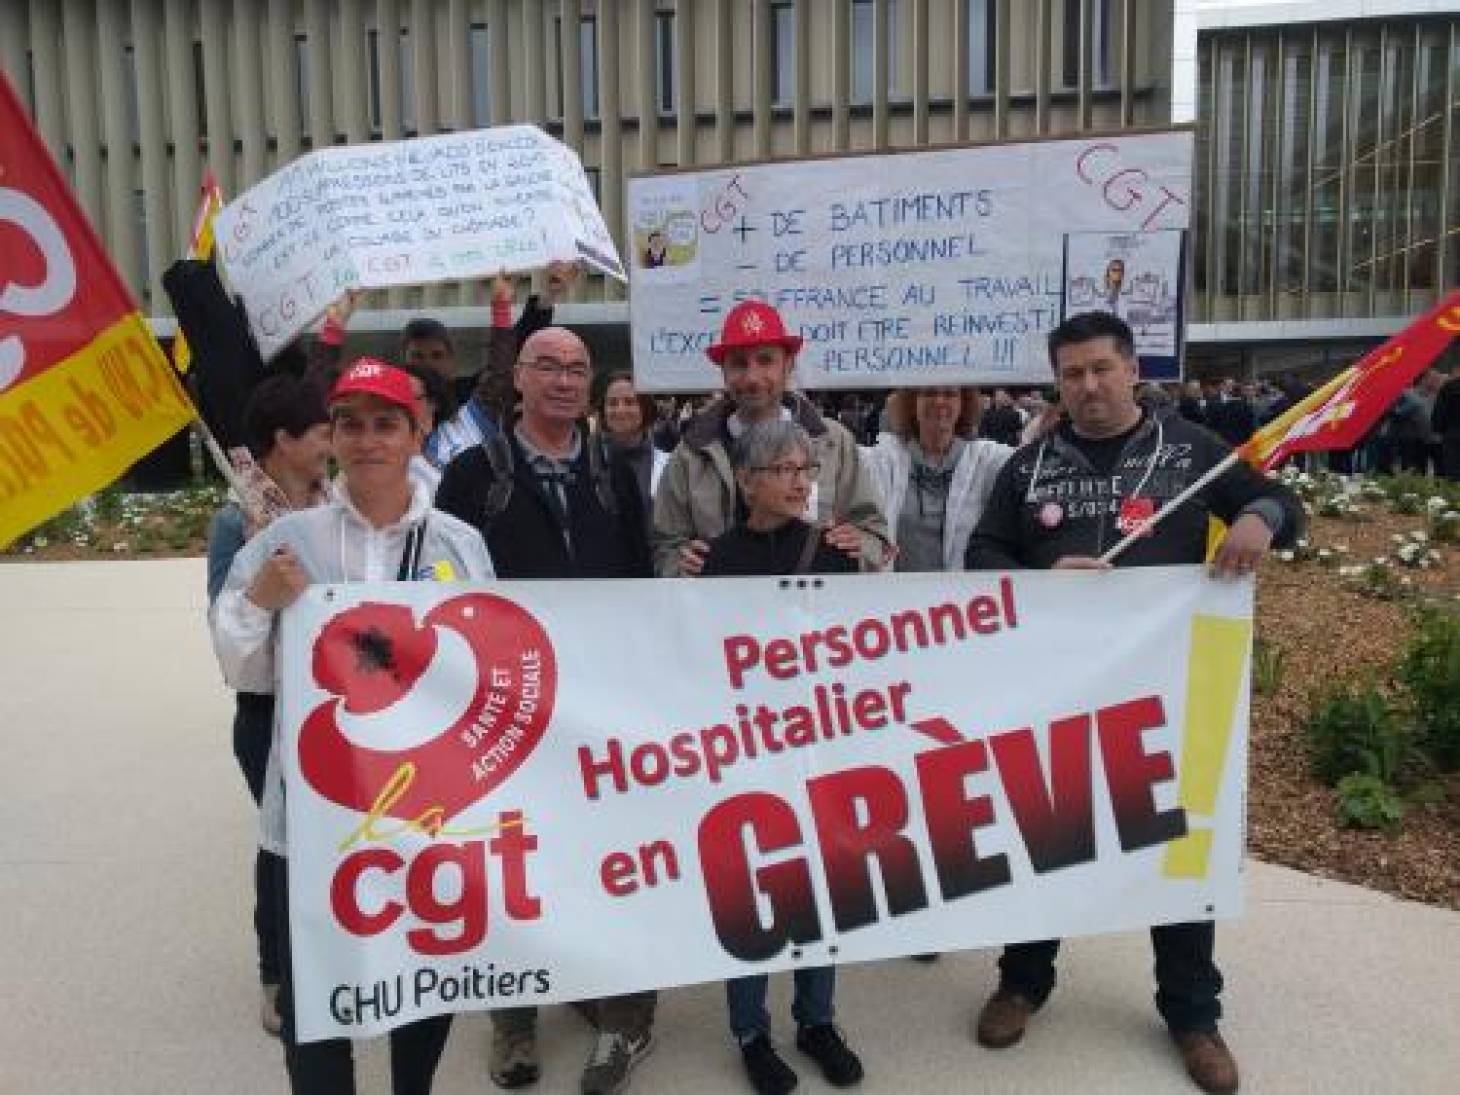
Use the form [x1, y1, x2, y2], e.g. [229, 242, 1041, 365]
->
[123, 45, 140, 144]
[968, 0, 996, 95]
[193, 40, 207, 137]
[367, 29, 381, 129]
[470, 23, 491, 125]
[1062, 0, 1112, 89]
[1277, 38, 1311, 298]
[1213, 42, 1246, 298]
[1243, 41, 1269, 301]
[1309, 33, 1345, 296]
[851, 0, 899, 104]
[771, 1, 795, 106]
[399, 28, 416, 132]
[581, 16, 599, 119]
[656, 10, 675, 115]
[296, 33, 311, 132]
[1407, 29, 1449, 292]
[1346, 37, 1382, 302]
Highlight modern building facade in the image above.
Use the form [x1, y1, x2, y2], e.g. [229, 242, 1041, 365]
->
[1178, 0, 1459, 378]
[0, 0, 1176, 343]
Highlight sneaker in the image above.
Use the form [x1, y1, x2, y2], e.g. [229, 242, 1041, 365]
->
[1172, 1029, 1240, 1094]
[490, 1022, 541, 1089]
[580, 1029, 654, 1095]
[974, 989, 1036, 1048]
[740, 1035, 798, 1095]
[795, 1024, 864, 1087]
[259, 984, 282, 1037]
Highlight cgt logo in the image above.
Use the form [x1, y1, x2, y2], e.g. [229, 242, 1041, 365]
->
[303, 594, 557, 955]
[300, 593, 558, 823]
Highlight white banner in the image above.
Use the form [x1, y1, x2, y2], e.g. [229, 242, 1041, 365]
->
[278, 566, 1250, 1042]
[627, 129, 1192, 391]
[216, 125, 624, 359]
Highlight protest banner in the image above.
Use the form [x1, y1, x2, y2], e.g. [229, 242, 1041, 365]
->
[215, 125, 625, 359]
[0, 74, 195, 548]
[627, 127, 1192, 392]
[278, 565, 1250, 1042]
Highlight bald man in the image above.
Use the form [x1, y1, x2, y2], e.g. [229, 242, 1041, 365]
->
[434, 327, 655, 1089]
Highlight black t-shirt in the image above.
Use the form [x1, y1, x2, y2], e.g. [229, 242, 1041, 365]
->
[1060, 417, 1144, 477]
[702, 519, 858, 577]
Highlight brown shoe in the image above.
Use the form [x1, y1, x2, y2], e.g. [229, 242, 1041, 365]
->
[1172, 1029, 1240, 1094]
[974, 989, 1036, 1048]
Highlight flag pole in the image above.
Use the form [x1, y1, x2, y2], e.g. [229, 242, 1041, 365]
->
[1099, 450, 1242, 565]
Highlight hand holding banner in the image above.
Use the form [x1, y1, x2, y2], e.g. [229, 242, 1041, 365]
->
[278, 567, 1251, 1042]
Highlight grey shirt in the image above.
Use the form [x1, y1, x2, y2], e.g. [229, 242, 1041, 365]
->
[895, 437, 967, 573]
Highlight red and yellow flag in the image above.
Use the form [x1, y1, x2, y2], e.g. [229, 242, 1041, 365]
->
[1238, 290, 1460, 471]
[170, 168, 224, 374]
[0, 73, 195, 547]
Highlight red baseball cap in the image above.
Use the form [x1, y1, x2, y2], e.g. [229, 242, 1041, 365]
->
[706, 300, 803, 365]
[328, 357, 420, 416]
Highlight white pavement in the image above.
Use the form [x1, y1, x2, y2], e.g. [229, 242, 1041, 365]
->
[1, 558, 1457, 1094]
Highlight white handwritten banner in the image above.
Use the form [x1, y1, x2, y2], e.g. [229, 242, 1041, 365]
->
[278, 566, 1249, 1042]
[215, 125, 624, 359]
[627, 129, 1193, 391]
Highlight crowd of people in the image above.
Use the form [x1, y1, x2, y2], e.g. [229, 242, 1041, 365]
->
[206, 274, 1324, 1095]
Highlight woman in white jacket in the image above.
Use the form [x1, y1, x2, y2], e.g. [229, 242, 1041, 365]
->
[861, 387, 1013, 573]
[211, 359, 494, 1095]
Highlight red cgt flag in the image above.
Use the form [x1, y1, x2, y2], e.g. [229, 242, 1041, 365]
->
[0, 73, 194, 546]
[1239, 290, 1460, 471]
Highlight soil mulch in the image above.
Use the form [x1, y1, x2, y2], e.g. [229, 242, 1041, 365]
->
[1252, 510, 1460, 911]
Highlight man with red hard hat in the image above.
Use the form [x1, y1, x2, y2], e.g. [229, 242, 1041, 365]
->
[653, 299, 889, 576]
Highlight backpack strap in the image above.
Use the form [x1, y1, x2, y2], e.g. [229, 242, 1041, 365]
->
[479, 431, 516, 528]
[587, 434, 620, 516]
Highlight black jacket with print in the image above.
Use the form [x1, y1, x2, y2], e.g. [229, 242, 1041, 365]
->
[964, 410, 1303, 570]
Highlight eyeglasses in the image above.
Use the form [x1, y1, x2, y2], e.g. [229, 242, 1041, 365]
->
[522, 357, 592, 381]
[752, 462, 821, 481]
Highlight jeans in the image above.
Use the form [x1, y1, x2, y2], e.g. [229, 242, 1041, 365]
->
[234, 692, 281, 986]
[274, 858, 453, 1095]
[726, 967, 836, 1044]
[996, 921, 1223, 1034]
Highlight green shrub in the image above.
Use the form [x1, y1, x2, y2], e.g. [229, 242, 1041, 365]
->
[1397, 608, 1460, 772]
[1335, 773, 1406, 830]
[1303, 680, 1415, 786]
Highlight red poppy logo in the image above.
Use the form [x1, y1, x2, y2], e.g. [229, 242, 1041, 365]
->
[298, 593, 556, 822]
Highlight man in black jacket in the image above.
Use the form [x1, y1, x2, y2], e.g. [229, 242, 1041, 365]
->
[434, 325, 654, 1095]
[965, 312, 1302, 1095]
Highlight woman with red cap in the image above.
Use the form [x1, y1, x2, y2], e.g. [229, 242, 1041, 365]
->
[211, 358, 494, 1095]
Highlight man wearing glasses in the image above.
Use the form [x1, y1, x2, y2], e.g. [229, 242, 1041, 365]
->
[653, 300, 889, 576]
[433, 325, 656, 1095]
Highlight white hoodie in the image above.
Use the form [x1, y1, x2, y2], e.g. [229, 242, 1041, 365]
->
[860, 433, 1013, 571]
[210, 479, 494, 854]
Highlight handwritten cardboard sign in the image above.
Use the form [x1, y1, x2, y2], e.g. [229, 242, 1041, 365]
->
[627, 129, 1193, 391]
[216, 125, 624, 359]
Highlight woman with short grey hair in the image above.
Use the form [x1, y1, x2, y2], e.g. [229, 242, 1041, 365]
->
[700, 417, 865, 1093]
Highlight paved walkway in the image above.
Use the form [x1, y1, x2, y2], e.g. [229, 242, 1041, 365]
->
[2, 558, 1457, 1094]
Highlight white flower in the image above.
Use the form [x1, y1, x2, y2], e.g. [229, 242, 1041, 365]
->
[1277, 550, 1295, 563]
[1427, 496, 1448, 511]
[1410, 531, 1429, 543]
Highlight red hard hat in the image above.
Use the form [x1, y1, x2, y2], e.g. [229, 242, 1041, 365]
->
[705, 300, 804, 365]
